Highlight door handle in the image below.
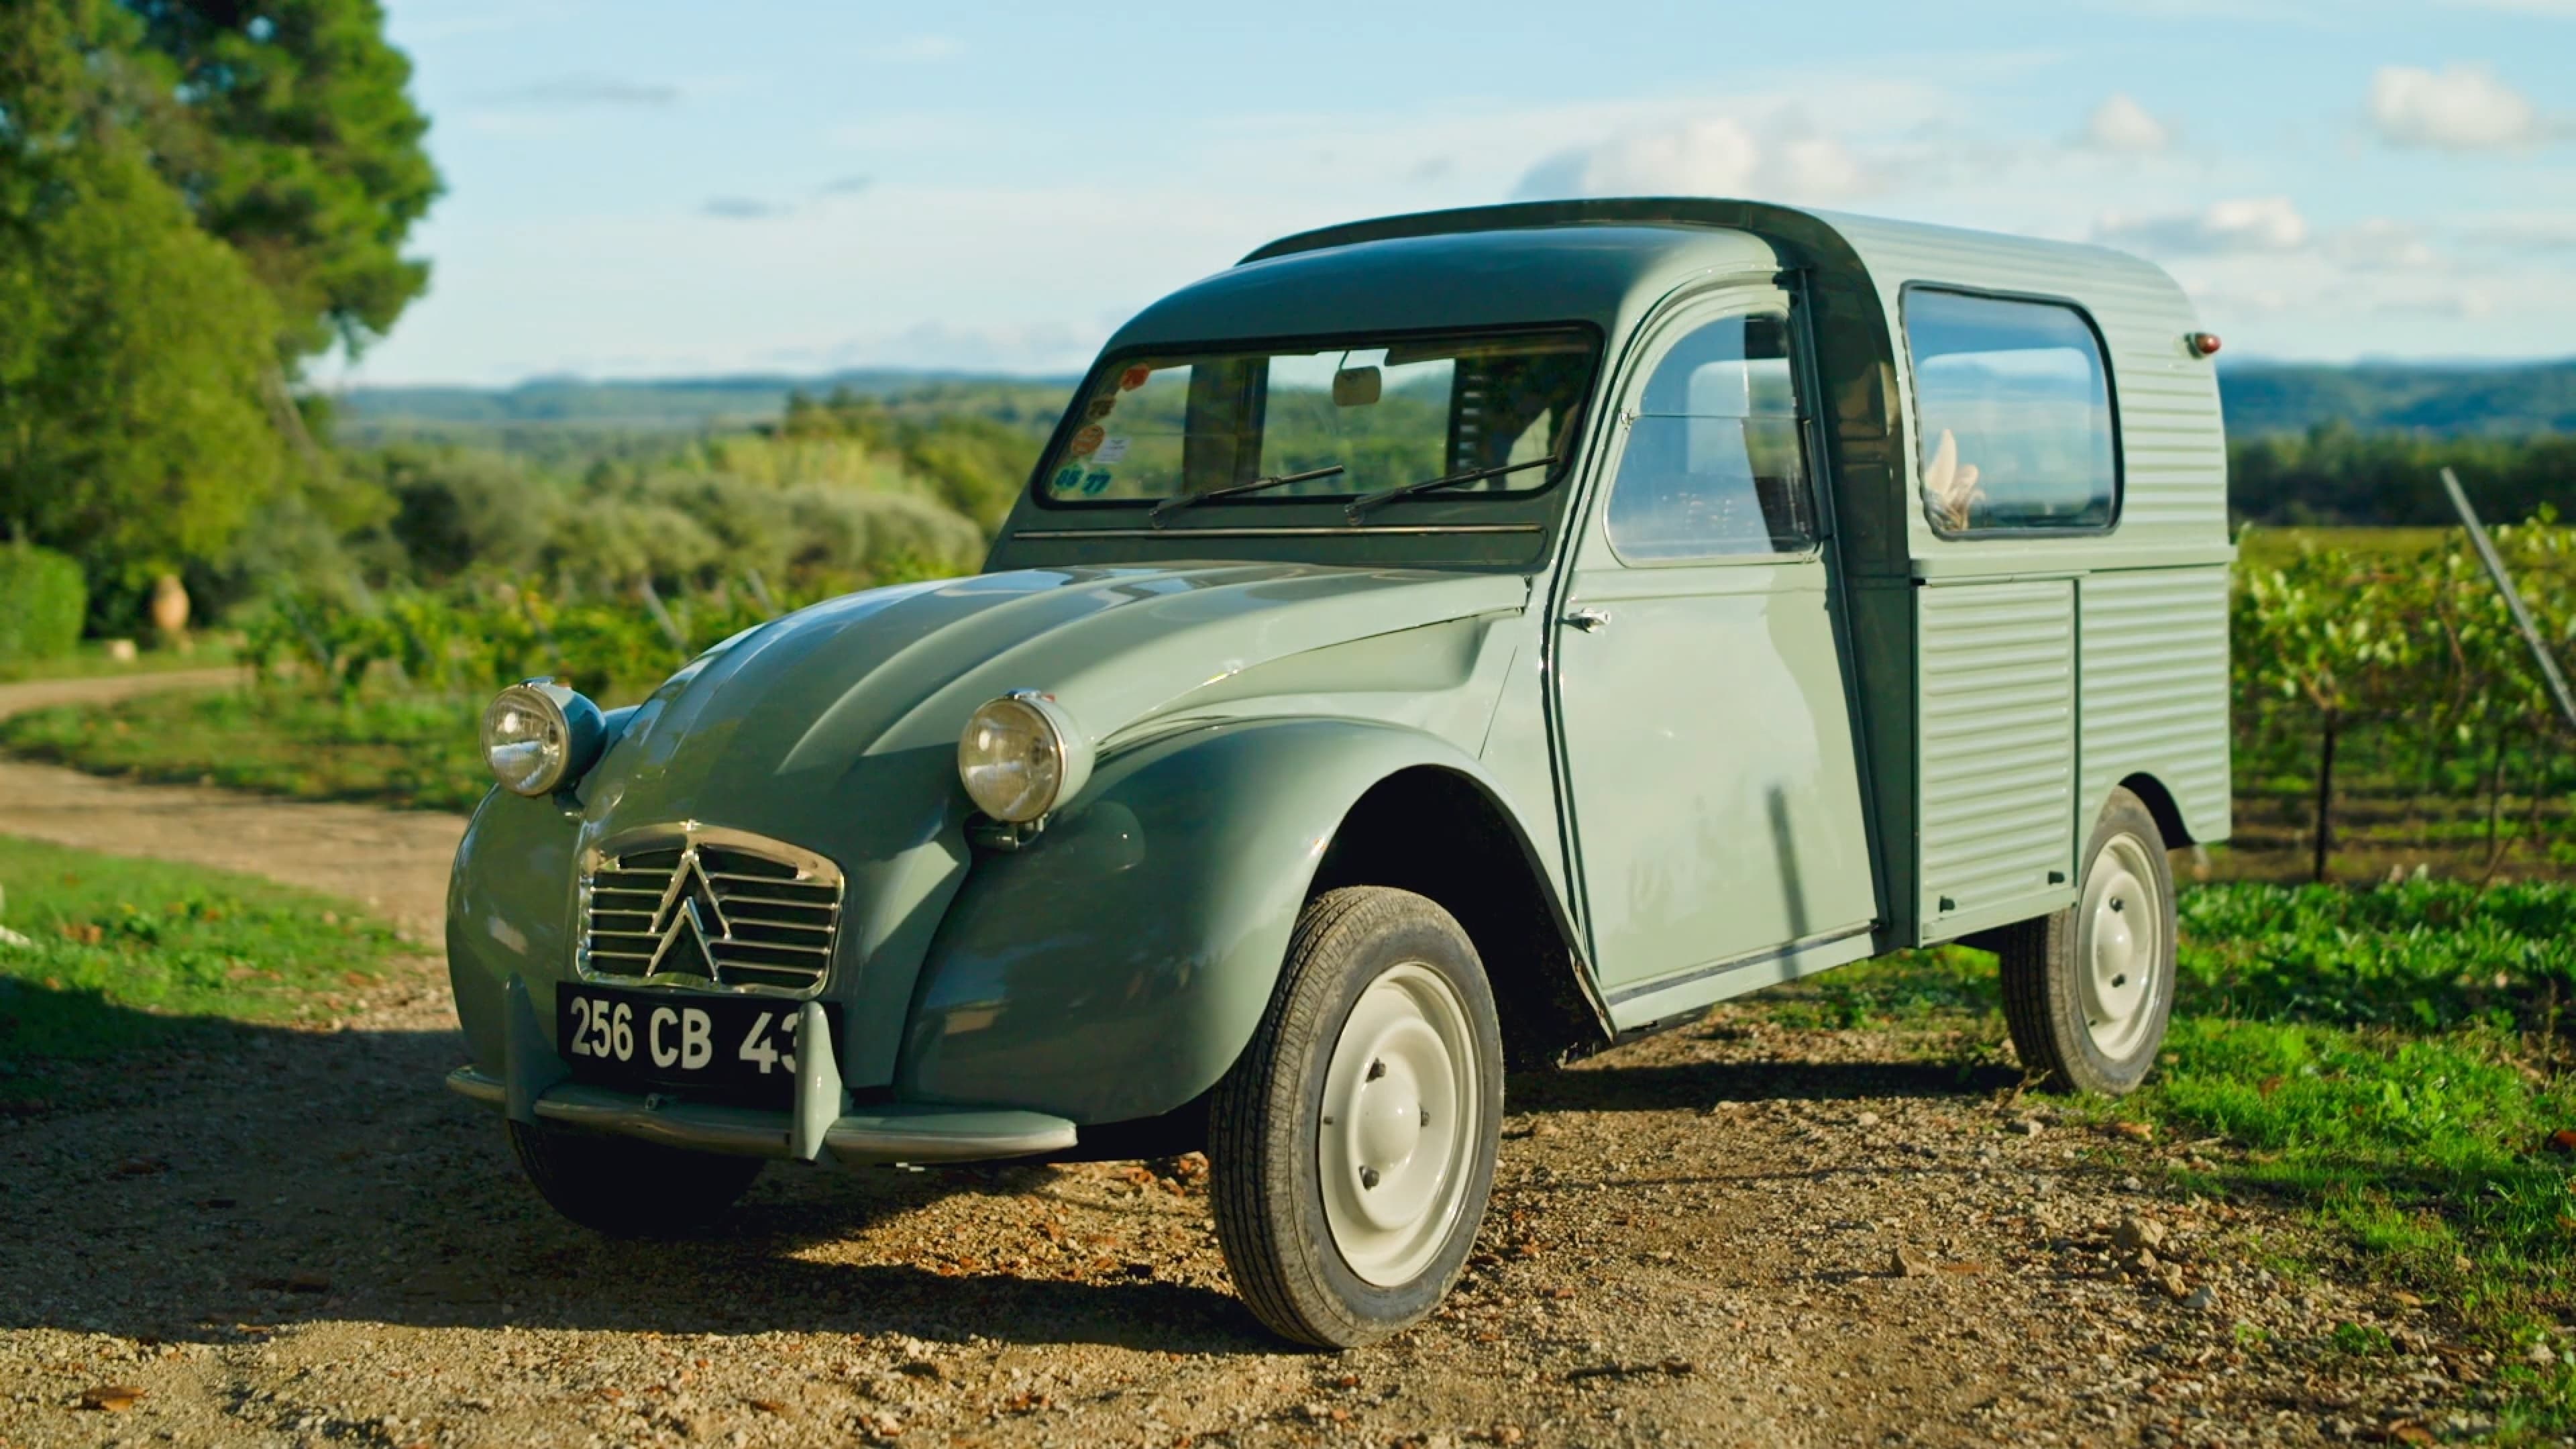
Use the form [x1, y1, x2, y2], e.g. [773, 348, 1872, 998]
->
[1560, 606, 1612, 633]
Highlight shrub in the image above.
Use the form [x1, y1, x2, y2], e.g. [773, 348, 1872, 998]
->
[0, 543, 86, 661]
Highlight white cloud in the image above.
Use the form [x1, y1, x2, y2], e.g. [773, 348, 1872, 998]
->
[2329, 219, 2439, 270]
[2079, 0, 2338, 18]
[392, 1, 580, 45]
[2093, 196, 2310, 256]
[701, 197, 788, 221]
[2443, 0, 2576, 15]
[2181, 283, 2291, 316]
[2369, 64, 2548, 149]
[1514, 113, 1876, 204]
[476, 74, 680, 108]
[2470, 213, 2576, 250]
[1527, 117, 1760, 195]
[805, 319, 1097, 374]
[865, 34, 963, 64]
[354, 58, 2576, 384]
[2082, 93, 2171, 152]
[1776, 136, 1870, 197]
[2373, 287, 2495, 319]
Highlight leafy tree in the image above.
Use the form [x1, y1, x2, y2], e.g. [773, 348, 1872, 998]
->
[0, 541, 89, 661]
[2232, 426, 2576, 527]
[782, 388, 1042, 533]
[112, 0, 441, 360]
[0, 0, 435, 617]
[0, 121, 287, 588]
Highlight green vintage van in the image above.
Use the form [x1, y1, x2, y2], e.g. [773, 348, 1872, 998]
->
[445, 198, 2231, 1346]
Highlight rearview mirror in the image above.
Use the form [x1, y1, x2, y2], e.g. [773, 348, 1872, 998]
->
[1332, 366, 1381, 407]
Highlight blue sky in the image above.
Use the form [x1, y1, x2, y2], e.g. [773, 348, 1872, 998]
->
[339, 0, 2576, 386]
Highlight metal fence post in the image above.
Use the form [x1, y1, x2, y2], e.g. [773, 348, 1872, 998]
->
[2443, 467, 2576, 735]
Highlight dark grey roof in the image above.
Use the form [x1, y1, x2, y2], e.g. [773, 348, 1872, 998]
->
[1106, 220, 1781, 351]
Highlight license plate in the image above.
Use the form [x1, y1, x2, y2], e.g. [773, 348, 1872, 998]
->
[555, 983, 837, 1103]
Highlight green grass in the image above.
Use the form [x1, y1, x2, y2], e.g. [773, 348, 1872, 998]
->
[0, 684, 487, 810]
[1765, 881, 2576, 1429]
[0, 835, 411, 1108]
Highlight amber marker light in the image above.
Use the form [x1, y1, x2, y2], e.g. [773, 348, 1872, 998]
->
[2186, 331, 2222, 358]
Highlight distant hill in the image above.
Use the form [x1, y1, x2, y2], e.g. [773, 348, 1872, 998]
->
[330, 368, 1079, 443]
[2218, 358, 2576, 437]
[333, 360, 2574, 447]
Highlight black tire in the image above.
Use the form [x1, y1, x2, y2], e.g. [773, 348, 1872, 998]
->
[1209, 887, 1504, 1348]
[506, 1120, 764, 1236]
[1999, 787, 2178, 1095]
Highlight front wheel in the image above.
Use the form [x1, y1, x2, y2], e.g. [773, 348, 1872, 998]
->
[1210, 887, 1503, 1348]
[506, 1120, 765, 1236]
[1999, 786, 2178, 1095]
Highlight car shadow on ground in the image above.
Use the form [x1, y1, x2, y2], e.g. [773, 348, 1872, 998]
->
[2, 985, 2008, 1355]
[1, 993, 1270, 1353]
[1509, 1055, 2025, 1114]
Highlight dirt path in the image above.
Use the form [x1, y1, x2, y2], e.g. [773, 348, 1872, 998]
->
[0, 666, 241, 720]
[0, 675, 2493, 1446]
[0, 672, 464, 947]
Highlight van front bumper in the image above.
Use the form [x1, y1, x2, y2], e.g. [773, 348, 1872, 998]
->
[445, 1067, 1078, 1164]
[447, 974, 1077, 1166]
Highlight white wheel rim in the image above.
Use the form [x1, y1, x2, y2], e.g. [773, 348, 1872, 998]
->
[2078, 832, 2163, 1059]
[1318, 961, 1480, 1287]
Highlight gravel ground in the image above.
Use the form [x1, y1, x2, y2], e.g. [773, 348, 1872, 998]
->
[0, 673, 2512, 1446]
[0, 959, 2510, 1449]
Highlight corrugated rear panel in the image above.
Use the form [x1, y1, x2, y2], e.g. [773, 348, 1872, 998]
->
[2080, 568, 2233, 843]
[1918, 580, 2076, 926]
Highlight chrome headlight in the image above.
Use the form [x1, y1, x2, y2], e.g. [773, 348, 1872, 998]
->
[481, 680, 606, 797]
[957, 691, 1091, 824]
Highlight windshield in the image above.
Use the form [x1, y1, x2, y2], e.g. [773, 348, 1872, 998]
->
[1038, 328, 1599, 506]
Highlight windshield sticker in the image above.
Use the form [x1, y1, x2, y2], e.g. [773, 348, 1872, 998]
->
[1118, 365, 1154, 392]
[1095, 436, 1132, 464]
[1068, 425, 1106, 458]
[1085, 397, 1118, 421]
[1051, 466, 1084, 492]
[1083, 470, 1113, 494]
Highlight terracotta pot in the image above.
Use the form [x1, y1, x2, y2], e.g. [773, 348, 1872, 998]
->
[150, 574, 191, 645]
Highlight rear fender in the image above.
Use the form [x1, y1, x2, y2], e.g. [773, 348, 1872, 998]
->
[898, 717, 1562, 1124]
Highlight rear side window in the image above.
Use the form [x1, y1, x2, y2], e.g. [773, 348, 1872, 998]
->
[1904, 289, 2118, 535]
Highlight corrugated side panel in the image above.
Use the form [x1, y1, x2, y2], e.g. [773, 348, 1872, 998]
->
[2080, 567, 2233, 843]
[1919, 580, 2076, 927]
[1821, 213, 2229, 546]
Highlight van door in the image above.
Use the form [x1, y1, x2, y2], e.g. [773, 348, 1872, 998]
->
[1550, 286, 1878, 1012]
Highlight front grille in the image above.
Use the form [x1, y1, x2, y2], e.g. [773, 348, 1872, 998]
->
[577, 824, 844, 997]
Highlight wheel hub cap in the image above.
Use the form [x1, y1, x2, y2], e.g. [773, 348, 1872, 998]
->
[1320, 963, 1479, 1286]
[2078, 833, 2163, 1059]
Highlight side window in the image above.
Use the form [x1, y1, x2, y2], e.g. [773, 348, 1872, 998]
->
[1904, 290, 2118, 535]
[1603, 312, 1814, 561]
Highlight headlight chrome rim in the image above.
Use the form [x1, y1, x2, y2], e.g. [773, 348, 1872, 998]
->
[481, 680, 606, 798]
[957, 690, 1090, 824]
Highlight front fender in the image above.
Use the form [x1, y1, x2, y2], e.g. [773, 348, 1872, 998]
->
[445, 704, 651, 1073]
[445, 786, 582, 1075]
[898, 717, 1529, 1124]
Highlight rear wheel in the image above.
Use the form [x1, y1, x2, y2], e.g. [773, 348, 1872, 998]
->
[1999, 787, 2177, 1096]
[1210, 887, 1503, 1348]
[506, 1120, 764, 1236]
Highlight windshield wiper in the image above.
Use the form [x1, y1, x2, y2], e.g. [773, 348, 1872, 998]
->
[1343, 453, 1560, 521]
[1148, 464, 1346, 528]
